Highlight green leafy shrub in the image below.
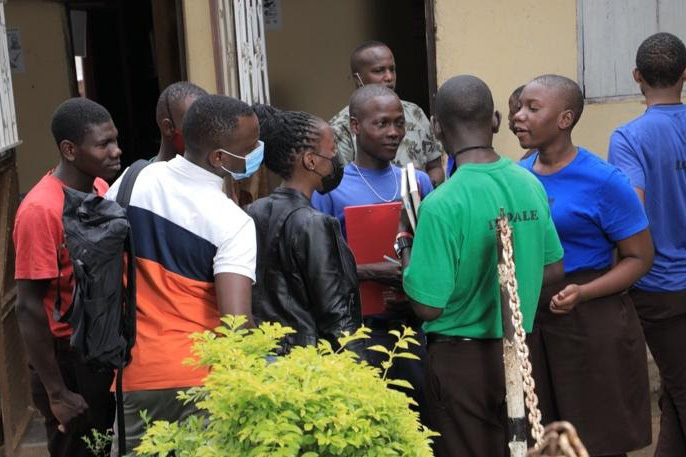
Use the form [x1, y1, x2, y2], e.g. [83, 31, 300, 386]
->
[134, 316, 437, 456]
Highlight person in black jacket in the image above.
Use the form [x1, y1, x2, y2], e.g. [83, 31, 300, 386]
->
[246, 105, 362, 353]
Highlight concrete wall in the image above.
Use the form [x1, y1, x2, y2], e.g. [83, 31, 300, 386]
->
[434, 0, 648, 160]
[182, 0, 218, 94]
[5, 1, 74, 192]
[265, 0, 429, 121]
[264, 0, 376, 120]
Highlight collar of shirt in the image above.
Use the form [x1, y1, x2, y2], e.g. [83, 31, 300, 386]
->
[167, 155, 224, 189]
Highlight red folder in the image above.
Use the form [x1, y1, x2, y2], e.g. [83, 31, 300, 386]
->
[345, 202, 405, 316]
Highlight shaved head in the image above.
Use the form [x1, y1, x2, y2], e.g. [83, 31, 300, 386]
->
[435, 75, 494, 129]
[349, 84, 399, 120]
[529, 74, 584, 127]
[350, 40, 391, 74]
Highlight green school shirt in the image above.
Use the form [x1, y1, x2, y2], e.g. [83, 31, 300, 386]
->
[403, 157, 563, 339]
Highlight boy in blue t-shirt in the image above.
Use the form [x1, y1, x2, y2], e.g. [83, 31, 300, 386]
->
[608, 32, 686, 455]
[312, 84, 433, 427]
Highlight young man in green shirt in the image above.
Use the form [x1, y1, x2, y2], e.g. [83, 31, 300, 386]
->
[399, 75, 564, 456]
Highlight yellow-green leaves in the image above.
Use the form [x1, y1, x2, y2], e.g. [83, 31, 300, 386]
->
[135, 318, 437, 456]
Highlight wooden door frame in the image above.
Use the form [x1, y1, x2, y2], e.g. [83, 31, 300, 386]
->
[424, 0, 438, 116]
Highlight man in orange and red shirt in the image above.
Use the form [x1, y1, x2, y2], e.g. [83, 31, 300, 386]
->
[14, 98, 122, 457]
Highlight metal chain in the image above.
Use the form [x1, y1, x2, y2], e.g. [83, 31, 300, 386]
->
[526, 422, 589, 457]
[351, 162, 399, 203]
[496, 216, 546, 447]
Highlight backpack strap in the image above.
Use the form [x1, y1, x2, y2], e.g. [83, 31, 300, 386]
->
[114, 159, 148, 456]
[116, 159, 150, 207]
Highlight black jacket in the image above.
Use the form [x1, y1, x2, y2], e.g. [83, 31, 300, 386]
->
[246, 187, 362, 352]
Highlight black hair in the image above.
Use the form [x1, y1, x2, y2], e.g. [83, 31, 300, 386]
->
[350, 40, 391, 74]
[530, 74, 584, 128]
[509, 85, 525, 103]
[155, 81, 208, 126]
[182, 95, 254, 154]
[51, 98, 112, 146]
[636, 32, 686, 88]
[349, 84, 399, 119]
[253, 104, 322, 180]
[435, 75, 494, 128]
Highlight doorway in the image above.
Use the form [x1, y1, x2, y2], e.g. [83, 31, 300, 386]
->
[65, 0, 186, 168]
[264, 0, 436, 121]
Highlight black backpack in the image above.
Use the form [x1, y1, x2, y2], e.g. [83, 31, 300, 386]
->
[56, 159, 148, 454]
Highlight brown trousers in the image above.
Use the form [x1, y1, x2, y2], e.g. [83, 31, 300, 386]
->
[30, 338, 115, 457]
[425, 337, 509, 457]
[631, 288, 686, 457]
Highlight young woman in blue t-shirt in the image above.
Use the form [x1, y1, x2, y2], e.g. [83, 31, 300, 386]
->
[514, 74, 654, 457]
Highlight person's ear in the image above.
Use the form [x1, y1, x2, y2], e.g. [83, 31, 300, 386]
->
[59, 140, 77, 162]
[558, 109, 575, 130]
[633, 68, 643, 84]
[430, 115, 443, 141]
[492, 110, 502, 134]
[208, 149, 225, 169]
[350, 116, 361, 135]
[160, 118, 175, 138]
[353, 72, 364, 88]
[302, 150, 317, 171]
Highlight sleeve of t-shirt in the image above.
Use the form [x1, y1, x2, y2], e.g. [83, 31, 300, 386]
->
[213, 216, 257, 282]
[608, 129, 645, 190]
[403, 205, 459, 308]
[14, 202, 62, 280]
[311, 191, 334, 216]
[416, 170, 434, 199]
[598, 169, 649, 242]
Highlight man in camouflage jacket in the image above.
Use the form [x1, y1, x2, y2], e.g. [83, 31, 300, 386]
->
[329, 41, 445, 186]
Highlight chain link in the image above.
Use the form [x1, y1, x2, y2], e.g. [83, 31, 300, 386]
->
[496, 216, 546, 447]
[526, 422, 589, 457]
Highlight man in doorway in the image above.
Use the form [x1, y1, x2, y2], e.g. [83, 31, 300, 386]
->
[14, 98, 121, 457]
[400, 75, 564, 456]
[106, 95, 260, 453]
[152, 81, 207, 162]
[329, 40, 445, 186]
[608, 32, 686, 456]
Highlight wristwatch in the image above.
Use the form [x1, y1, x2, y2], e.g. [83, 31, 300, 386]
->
[393, 236, 413, 258]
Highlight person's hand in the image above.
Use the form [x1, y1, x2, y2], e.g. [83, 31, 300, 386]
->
[359, 261, 403, 287]
[549, 284, 584, 314]
[49, 389, 89, 433]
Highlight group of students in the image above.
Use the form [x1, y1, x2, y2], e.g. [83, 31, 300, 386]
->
[12, 32, 686, 457]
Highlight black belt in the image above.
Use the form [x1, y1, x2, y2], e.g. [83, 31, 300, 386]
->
[426, 333, 473, 346]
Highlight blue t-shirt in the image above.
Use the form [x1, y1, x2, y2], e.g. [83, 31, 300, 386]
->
[609, 104, 686, 292]
[520, 147, 648, 274]
[312, 163, 433, 239]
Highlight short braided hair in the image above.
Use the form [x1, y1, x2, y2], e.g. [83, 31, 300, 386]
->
[253, 104, 322, 180]
[636, 33, 686, 88]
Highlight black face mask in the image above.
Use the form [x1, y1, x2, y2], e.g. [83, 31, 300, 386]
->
[310, 152, 344, 194]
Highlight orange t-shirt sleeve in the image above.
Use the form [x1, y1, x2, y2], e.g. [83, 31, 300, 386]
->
[14, 202, 62, 280]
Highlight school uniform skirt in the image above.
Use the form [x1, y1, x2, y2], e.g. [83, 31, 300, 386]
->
[529, 269, 651, 455]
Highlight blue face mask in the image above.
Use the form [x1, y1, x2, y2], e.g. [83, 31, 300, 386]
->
[219, 140, 264, 181]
